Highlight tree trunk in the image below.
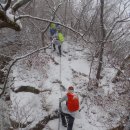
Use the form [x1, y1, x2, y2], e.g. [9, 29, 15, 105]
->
[64, 0, 68, 36]
[96, 0, 106, 80]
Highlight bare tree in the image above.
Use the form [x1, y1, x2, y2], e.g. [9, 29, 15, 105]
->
[96, 0, 106, 80]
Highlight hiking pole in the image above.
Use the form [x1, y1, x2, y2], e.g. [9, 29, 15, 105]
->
[58, 99, 62, 130]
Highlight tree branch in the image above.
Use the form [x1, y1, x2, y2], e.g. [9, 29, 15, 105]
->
[0, 21, 21, 31]
[42, 3, 62, 33]
[0, 3, 4, 10]
[12, 0, 33, 12]
[4, 0, 11, 11]
[0, 9, 21, 31]
[16, 15, 91, 44]
[105, 17, 130, 41]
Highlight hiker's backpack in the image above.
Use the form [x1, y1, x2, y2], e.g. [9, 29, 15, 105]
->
[50, 29, 56, 36]
[67, 93, 79, 112]
[58, 32, 64, 43]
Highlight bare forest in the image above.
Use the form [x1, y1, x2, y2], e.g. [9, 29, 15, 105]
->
[0, 0, 130, 130]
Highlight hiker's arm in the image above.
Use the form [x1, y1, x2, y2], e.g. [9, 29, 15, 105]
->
[60, 95, 68, 103]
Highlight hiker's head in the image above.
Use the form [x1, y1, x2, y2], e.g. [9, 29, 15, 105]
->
[68, 86, 74, 93]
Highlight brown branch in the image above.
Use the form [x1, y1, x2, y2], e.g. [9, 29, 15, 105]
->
[29, 110, 59, 130]
[0, 21, 21, 31]
[0, 3, 4, 10]
[12, 86, 51, 94]
[16, 15, 91, 44]
[4, 0, 11, 11]
[16, 15, 82, 35]
[12, 0, 33, 12]
[0, 10, 21, 31]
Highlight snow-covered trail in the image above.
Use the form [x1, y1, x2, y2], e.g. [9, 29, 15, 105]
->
[44, 41, 90, 112]
[11, 41, 107, 130]
[43, 42, 105, 130]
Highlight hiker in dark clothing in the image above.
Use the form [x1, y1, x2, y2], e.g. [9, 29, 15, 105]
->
[49, 23, 57, 41]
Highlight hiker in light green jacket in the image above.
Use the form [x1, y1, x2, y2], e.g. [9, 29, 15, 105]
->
[52, 29, 64, 56]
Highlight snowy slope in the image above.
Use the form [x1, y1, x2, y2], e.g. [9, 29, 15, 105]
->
[10, 41, 117, 130]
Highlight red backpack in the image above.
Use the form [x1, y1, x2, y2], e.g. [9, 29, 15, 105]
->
[67, 93, 79, 112]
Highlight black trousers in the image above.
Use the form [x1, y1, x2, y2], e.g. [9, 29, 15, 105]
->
[53, 44, 61, 55]
[61, 112, 75, 130]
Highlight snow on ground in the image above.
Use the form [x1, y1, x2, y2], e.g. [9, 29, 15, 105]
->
[10, 41, 113, 130]
[100, 66, 116, 95]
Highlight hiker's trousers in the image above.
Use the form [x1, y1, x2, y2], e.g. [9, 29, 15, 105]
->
[61, 112, 75, 130]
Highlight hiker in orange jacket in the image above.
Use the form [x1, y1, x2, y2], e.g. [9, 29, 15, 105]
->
[59, 86, 80, 130]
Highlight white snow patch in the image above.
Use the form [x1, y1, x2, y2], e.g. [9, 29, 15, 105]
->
[70, 59, 90, 75]
[101, 67, 116, 95]
[10, 92, 46, 126]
